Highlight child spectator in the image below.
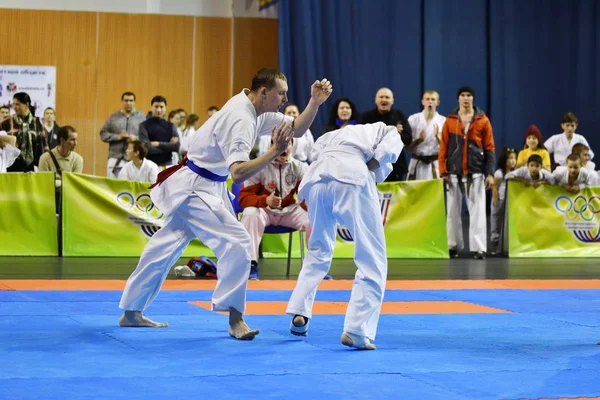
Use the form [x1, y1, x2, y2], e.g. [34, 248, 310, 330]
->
[545, 112, 594, 167]
[552, 153, 593, 193]
[505, 154, 553, 187]
[490, 147, 517, 254]
[516, 125, 550, 171]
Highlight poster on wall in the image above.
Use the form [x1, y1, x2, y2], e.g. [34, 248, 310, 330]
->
[0, 65, 56, 117]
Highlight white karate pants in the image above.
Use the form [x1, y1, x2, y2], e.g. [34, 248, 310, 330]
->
[119, 194, 252, 313]
[241, 204, 311, 261]
[286, 179, 387, 341]
[408, 158, 440, 180]
[446, 174, 487, 252]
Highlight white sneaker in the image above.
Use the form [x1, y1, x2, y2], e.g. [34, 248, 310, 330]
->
[174, 265, 195, 277]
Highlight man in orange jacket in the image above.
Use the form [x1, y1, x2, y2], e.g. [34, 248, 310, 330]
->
[438, 86, 495, 259]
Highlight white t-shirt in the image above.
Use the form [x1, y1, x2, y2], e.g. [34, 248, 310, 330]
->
[0, 144, 21, 173]
[407, 111, 446, 156]
[118, 158, 160, 183]
[505, 166, 553, 183]
[545, 133, 595, 166]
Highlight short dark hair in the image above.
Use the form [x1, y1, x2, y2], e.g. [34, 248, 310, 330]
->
[283, 103, 299, 114]
[566, 153, 581, 163]
[250, 68, 287, 92]
[572, 143, 589, 154]
[168, 110, 179, 120]
[44, 107, 55, 113]
[151, 95, 167, 106]
[129, 140, 147, 159]
[57, 125, 76, 142]
[207, 106, 219, 112]
[121, 92, 136, 101]
[527, 154, 543, 166]
[562, 112, 578, 124]
[0, 105, 9, 111]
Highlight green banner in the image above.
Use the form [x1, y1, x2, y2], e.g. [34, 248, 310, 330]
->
[62, 173, 213, 257]
[508, 181, 600, 257]
[0, 172, 58, 255]
[262, 180, 449, 259]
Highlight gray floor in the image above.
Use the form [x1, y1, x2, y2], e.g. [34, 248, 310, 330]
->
[0, 256, 598, 280]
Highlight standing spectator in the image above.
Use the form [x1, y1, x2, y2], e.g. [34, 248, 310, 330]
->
[0, 92, 43, 172]
[38, 125, 84, 187]
[545, 112, 594, 167]
[516, 125, 551, 171]
[321, 98, 359, 134]
[0, 132, 21, 172]
[118, 140, 160, 183]
[490, 147, 517, 255]
[179, 114, 201, 156]
[138, 96, 180, 167]
[406, 90, 446, 180]
[0, 105, 10, 123]
[207, 106, 219, 118]
[439, 86, 495, 260]
[361, 87, 412, 181]
[100, 92, 146, 178]
[41, 107, 60, 150]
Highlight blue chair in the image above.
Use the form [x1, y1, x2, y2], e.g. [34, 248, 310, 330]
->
[230, 182, 305, 278]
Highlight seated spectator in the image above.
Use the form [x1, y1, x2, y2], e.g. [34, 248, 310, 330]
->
[321, 98, 359, 134]
[38, 125, 84, 188]
[40, 107, 60, 150]
[118, 140, 160, 183]
[180, 114, 201, 156]
[239, 139, 311, 281]
[516, 125, 551, 171]
[505, 154, 553, 188]
[0, 132, 21, 172]
[138, 96, 180, 167]
[552, 153, 593, 193]
[207, 106, 219, 118]
[545, 112, 594, 167]
[0, 105, 10, 124]
[0, 92, 44, 172]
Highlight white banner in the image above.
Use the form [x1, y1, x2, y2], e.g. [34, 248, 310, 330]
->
[0, 65, 56, 117]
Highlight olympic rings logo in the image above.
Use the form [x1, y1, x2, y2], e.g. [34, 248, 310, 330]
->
[116, 191, 164, 220]
[554, 195, 600, 222]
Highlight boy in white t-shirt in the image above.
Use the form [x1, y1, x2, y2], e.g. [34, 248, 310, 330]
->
[118, 140, 161, 183]
[505, 154, 553, 187]
[552, 153, 593, 193]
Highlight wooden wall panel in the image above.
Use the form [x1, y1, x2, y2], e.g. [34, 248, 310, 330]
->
[95, 13, 194, 175]
[0, 9, 97, 174]
[232, 18, 278, 99]
[194, 17, 232, 123]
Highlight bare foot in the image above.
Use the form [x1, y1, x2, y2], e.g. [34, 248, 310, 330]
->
[119, 311, 168, 328]
[228, 308, 259, 340]
[341, 332, 376, 350]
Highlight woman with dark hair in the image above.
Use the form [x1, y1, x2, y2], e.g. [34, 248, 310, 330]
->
[321, 98, 360, 134]
[0, 92, 43, 171]
[180, 113, 201, 155]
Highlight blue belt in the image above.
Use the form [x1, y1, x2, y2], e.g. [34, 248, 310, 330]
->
[185, 160, 228, 182]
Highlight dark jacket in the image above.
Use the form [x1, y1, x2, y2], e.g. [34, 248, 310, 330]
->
[361, 108, 412, 181]
[1, 114, 43, 172]
[138, 117, 180, 166]
[438, 107, 495, 176]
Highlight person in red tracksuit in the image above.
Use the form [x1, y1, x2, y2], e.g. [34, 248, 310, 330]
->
[438, 86, 495, 260]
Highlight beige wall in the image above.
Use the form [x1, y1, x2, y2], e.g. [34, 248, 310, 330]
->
[0, 8, 278, 175]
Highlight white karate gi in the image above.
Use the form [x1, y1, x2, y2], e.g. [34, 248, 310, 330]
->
[407, 111, 446, 180]
[545, 133, 594, 166]
[286, 122, 403, 341]
[119, 89, 292, 313]
[552, 166, 593, 188]
[118, 158, 161, 183]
